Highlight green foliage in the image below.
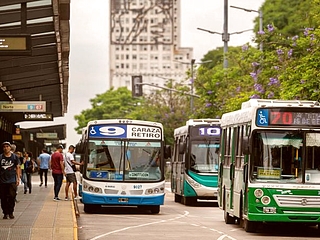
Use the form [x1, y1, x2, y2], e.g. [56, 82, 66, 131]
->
[128, 81, 192, 145]
[195, 0, 320, 116]
[74, 87, 142, 134]
[254, 0, 314, 36]
[74, 83, 192, 145]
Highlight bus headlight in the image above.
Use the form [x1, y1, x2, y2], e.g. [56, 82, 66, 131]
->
[84, 183, 102, 193]
[261, 196, 271, 205]
[254, 189, 264, 198]
[145, 186, 164, 195]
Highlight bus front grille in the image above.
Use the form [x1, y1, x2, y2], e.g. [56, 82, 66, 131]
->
[274, 195, 320, 208]
[104, 189, 119, 194]
[129, 190, 143, 195]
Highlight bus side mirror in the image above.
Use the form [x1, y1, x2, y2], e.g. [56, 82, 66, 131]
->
[242, 136, 250, 155]
[179, 142, 186, 154]
[75, 141, 85, 154]
[164, 145, 171, 159]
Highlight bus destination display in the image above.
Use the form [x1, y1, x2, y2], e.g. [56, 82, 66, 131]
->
[256, 108, 320, 126]
[190, 126, 221, 137]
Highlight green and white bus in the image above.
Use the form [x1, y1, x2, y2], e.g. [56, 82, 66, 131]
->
[171, 119, 221, 205]
[218, 99, 320, 232]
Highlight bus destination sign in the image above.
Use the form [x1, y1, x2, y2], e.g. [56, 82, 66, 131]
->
[256, 108, 320, 127]
[190, 126, 221, 137]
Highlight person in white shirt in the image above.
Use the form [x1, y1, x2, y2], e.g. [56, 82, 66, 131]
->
[64, 145, 83, 200]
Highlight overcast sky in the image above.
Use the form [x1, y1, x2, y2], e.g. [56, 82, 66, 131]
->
[20, 0, 265, 146]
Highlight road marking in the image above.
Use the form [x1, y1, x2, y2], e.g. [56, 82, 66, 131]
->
[216, 234, 237, 240]
[89, 211, 189, 240]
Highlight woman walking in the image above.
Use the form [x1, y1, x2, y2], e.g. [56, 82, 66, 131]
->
[24, 152, 36, 194]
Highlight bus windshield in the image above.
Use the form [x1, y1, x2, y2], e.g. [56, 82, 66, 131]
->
[190, 140, 219, 173]
[251, 131, 320, 184]
[86, 139, 162, 181]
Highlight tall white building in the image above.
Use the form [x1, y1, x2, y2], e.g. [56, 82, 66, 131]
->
[109, 0, 193, 93]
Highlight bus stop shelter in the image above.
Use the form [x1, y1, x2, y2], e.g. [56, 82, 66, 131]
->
[0, 0, 70, 151]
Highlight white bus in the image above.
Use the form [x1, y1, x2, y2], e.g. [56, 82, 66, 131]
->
[219, 99, 320, 232]
[76, 119, 170, 214]
[171, 119, 221, 205]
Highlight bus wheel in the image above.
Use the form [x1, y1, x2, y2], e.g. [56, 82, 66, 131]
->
[243, 219, 256, 232]
[150, 205, 160, 214]
[182, 196, 196, 206]
[174, 194, 181, 203]
[224, 210, 235, 224]
[84, 204, 97, 213]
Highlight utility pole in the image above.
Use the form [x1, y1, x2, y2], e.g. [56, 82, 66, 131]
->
[190, 59, 195, 112]
[223, 0, 229, 69]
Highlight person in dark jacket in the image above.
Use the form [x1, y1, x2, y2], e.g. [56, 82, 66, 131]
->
[0, 142, 20, 219]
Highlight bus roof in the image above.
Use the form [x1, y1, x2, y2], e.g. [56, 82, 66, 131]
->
[221, 99, 320, 127]
[86, 119, 163, 128]
[185, 119, 221, 126]
[174, 119, 221, 136]
[241, 99, 319, 109]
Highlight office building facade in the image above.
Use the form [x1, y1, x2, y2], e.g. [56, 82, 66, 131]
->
[109, 0, 193, 93]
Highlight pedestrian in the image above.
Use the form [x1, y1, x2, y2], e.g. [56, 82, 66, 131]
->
[64, 145, 83, 201]
[37, 149, 50, 187]
[24, 152, 36, 194]
[50, 145, 64, 201]
[0, 142, 20, 219]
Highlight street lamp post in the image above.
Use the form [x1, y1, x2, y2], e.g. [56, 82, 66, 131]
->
[197, 27, 253, 68]
[175, 59, 212, 112]
[230, 5, 263, 51]
[190, 59, 195, 112]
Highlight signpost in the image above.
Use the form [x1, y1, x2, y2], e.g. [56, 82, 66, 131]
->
[0, 101, 46, 112]
[36, 133, 58, 139]
[0, 34, 32, 55]
[23, 113, 53, 121]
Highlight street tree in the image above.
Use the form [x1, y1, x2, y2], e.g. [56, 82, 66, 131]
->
[74, 87, 143, 134]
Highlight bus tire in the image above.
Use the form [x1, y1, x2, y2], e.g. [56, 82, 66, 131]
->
[150, 205, 160, 214]
[182, 196, 196, 206]
[223, 189, 235, 224]
[84, 204, 97, 213]
[243, 219, 256, 232]
[224, 210, 235, 224]
[174, 194, 181, 203]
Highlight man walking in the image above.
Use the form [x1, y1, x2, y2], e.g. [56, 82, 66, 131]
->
[37, 149, 50, 187]
[0, 142, 20, 219]
[50, 145, 64, 201]
[64, 145, 83, 200]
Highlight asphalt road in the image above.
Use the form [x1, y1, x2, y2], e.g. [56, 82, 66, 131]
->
[77, 184, 320, 240]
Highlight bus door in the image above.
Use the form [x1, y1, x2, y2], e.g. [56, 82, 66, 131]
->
[228, 127, 236, 211]
[172, 136, 185, 197]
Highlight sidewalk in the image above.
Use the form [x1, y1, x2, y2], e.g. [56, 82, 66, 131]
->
[0, 174, 78, 240]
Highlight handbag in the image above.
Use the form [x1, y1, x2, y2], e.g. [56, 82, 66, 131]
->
[66, 158, 77, 172]
[27, 160, 38, 173]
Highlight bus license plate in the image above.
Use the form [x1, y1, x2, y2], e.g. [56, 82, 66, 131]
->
[118, 198, 128, 203]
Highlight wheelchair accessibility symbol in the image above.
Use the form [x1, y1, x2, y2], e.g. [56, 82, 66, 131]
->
[90, 127, 97, 135]
[257, 110, 268, 126]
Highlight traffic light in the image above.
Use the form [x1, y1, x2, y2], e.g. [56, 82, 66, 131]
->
[132, 75, 143, 97]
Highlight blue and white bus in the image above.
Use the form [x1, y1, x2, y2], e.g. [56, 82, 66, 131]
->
[171, 119, 221, 205]
[75, 119, 170, 214]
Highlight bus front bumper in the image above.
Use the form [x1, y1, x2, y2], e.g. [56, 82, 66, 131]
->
[82, 192, 165, 206]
